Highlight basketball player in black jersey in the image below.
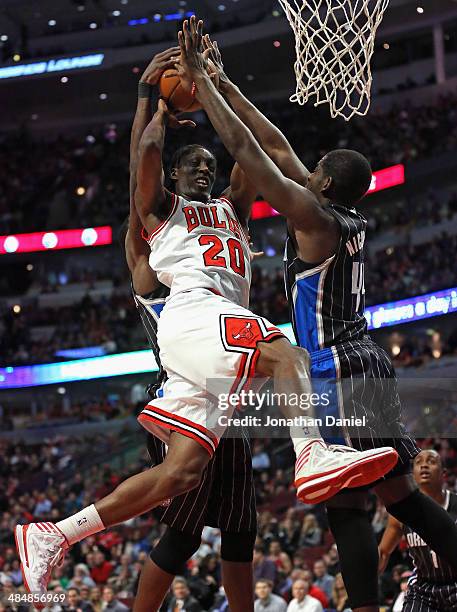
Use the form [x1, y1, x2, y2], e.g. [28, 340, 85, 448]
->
[178, 16, 457, 612]
[379, 450, 457, 611]
[124, 48, 257, 612]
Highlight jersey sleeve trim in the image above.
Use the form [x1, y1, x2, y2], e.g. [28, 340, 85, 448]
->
[146, 193, 179, 245]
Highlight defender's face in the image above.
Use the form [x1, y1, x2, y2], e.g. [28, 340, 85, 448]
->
[174, 148, 216, 202]
[413, 450, 443, 487]
[306, 159, 329, 198]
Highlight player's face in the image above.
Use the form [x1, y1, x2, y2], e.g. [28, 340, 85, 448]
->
[175, 148, 217, 202]
[413, 450, 443, 487]
[306, 159, 331, 200]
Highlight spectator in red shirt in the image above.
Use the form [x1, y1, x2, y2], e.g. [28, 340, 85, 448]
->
[89, 551, 113, 585]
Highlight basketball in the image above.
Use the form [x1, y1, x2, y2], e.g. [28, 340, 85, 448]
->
[159, 60, 219, 113]
[159, 69, 201, 113]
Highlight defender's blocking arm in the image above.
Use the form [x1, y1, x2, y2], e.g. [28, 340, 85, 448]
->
[203, 35, 310, 188]
[179, 18, 331, 234]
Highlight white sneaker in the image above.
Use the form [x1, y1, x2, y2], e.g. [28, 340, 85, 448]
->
[15, 523, 67, 609]
[295, 441, 398, 504]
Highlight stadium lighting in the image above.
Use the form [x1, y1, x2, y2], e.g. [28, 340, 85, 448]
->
[13, 54, 21, 62]
[99, 92, 108, 100]
[12, 305, 21, 314]
[48, 19, 57, 26]
[0, 35, 8, 42]
[383, 42, 390, 50]
[89, 22, 98, 29]
[60, 76, 68, 83]
[0, 226, 112, 255]
[416, 6, 424, 13]
[76, 186, 86, 195]
[112, 10, 121, 17]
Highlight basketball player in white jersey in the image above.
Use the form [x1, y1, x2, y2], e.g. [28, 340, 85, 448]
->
[14, 37, 398, 605]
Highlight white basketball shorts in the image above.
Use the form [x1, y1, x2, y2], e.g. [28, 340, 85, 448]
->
[138, 288, 285, 456]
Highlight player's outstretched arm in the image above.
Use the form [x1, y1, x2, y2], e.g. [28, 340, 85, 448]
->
[135, 99, 195, 234]
[127, 48, 179, 292]
[203, 34, 310, 188]
[378, 514, 403, 574]
[179, 17, 331, 235]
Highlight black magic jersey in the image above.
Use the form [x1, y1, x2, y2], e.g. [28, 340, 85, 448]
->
[284, 203, 419, 466]
[404, 491, 457, 585]
[284, 204, 367, 353]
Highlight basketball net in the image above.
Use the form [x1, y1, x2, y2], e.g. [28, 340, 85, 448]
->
[278, 0, 390, 121]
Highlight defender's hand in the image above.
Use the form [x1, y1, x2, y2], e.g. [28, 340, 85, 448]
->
[178, 16, 207, 81]
[202, 35, 230, 92]
[141, 47, 181, 86]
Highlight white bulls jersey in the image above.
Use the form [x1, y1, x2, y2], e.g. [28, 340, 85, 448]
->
[146, 193, 251, 308]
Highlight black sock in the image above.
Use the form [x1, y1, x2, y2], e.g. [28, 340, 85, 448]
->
[327, 507, 379, 608]
[387, 489, 457, 572]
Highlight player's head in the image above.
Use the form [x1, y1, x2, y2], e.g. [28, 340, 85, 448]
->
[307, 149, 372, 207]
[170, 144, 217, 202]
[413, 449, 445, 491]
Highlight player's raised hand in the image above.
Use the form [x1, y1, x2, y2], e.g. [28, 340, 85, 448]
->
[140, 47, 181, 86]
[178, 16, 207, 80]
[157, 99, 196, 129]
[202, 35, 230, 92]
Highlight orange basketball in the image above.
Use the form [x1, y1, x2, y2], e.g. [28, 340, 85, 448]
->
[159, 69, 201, 113]
[159, 61, 219, 114]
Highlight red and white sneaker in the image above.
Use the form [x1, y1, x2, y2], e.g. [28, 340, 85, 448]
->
[295, 441, 398, 504]
[15, 523, 68, 609]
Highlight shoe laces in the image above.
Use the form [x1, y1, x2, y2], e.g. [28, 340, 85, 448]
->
[327, 444, 357, 453]
[35, 542, 65, 582]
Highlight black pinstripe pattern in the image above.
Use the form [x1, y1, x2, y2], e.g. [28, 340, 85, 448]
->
[403, 580, 457, 611]
[332, 337, 420, 475]
[149, 428, 257, 535]
[284, 204, 420, 472]
[403, 492, 457, 591]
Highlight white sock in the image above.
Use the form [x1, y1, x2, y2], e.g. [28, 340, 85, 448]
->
[290, 424, 324, 458]
[56, 504, 105, 546]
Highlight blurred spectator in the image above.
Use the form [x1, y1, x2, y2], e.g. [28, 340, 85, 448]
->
[312, 560, 334, 601]
[330, 574, 350, 612]
[253, 545, 277, 585]
[167, 577, 202, 612]
[66, 587, 94, 612]
[286, 580, 323, 612]
[254, 579, 287, 612]
[392, 571, 413, 612]
[298, 515, 322, 547]
[101, 586, 128, 612]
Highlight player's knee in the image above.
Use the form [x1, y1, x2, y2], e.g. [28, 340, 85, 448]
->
[150, 527, 201, 575]
[161, 456, 206, 497]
